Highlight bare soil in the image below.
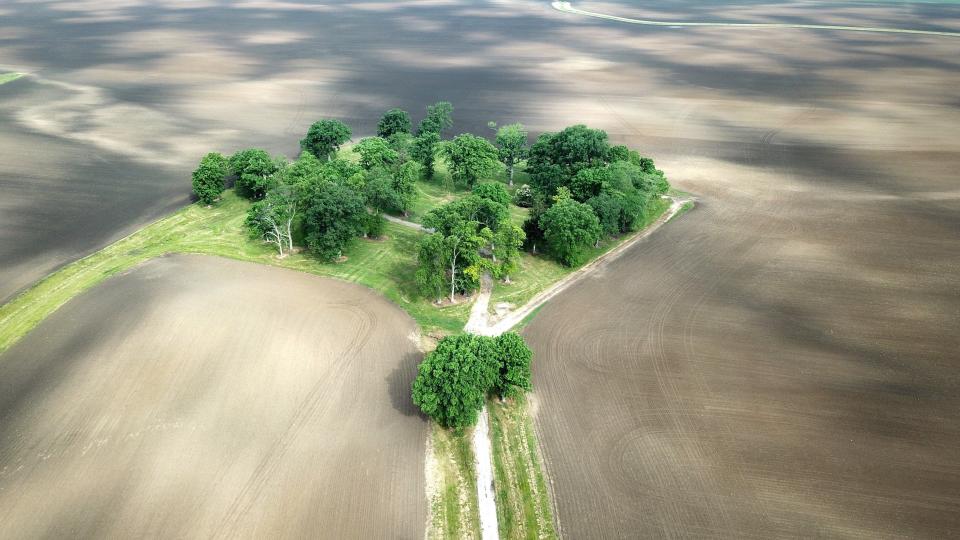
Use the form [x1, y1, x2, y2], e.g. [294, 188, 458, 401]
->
[523, 2, 960, 537]
[0, 255, 426, 538]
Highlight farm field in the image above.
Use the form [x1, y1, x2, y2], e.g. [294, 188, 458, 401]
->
[523, 2, 960, 536]
[0, 255, 426, 538]
[2, 0, 960, 538]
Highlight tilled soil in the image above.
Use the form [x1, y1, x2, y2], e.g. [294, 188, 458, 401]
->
[0, 255, 426, 539]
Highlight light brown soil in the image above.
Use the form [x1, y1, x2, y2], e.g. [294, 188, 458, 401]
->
[0, 255, 426, 538]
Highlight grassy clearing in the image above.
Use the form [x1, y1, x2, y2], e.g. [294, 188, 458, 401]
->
[0, 190, 471, 354]
[0, 73, 23, 85]
[490, 197, 670, 314]
[428, 425, 482, 539]
[489, 395, 557, 540]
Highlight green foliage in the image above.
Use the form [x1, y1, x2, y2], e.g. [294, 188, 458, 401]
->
[492, 333, 532, 399]
[569, 166, 609, 202]
[229, 148, 283, 200]
[377, 108, 412, 138]
[353, 136, 399, 170]
[303, 182, 367, 261]
[513, 184, 534, 208]
[472, 182, 512, 207]
[191, 152, 229, 205]
[412, 333, 534, 428]
[412, 334, 497, 429]
[282, 151, 325, 194]
[526, 124, 610, 197]
[416, 233, 448, 302]
[492, 224, 525, 281]
[364, 169, 403, 214]
[300, 119, 351, 160]
[417, 101, 454, 137]
[539, 189, 602, 266]
[245, 186, 298, 255]
[387, 132, 414, 162]
[586, 192, 624, 236]
[416, 205, 487, 302]
[440, 134, 500, 188]
[495, 123, 528, 185]
[411, 132, 441, 178]
[394, 160, 421, 215]
[365, 212, 386, 238]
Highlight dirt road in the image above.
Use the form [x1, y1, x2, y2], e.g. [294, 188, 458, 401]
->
[0, 255, 426, 538]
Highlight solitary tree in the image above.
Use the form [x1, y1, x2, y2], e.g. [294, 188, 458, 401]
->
[410, 131, 440, 179]
[191, 152, 229, 205]
[301, 119, 351, 161]
[303, 182, 367, 261]
[229, 148, 282, 199]
[245, 186, 298, 256]
[440, 134, 499, 188]
[539, 188, 602, 266]
[492, 332, 533, 399]
[417, 101, 454, 137]
[353, 137, 399, 170]
[495, 123, 528, 186]
[377, 108, 412, 138]
[411, 334, 498, 429]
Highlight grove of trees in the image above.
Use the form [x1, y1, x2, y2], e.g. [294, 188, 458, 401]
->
[411, 332, 533, 429]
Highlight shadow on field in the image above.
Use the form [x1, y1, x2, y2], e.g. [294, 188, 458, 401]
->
[387, 351, 426, 418]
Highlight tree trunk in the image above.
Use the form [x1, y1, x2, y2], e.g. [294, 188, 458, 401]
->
[509, 166, 514, 187]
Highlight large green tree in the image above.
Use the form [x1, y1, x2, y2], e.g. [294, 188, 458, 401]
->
[191, 152, 229, 205]
[300, 119, 351, 161]
[377, 108, 411, 138]
[472, 181, 511, 207]
[495, 123, 528, 186]
[417, 101, 454, 137]
[410, 132, 440, 179]
[302, 182, 367, 261]
[492, 332, 533, 399]
[411, 334, 498, 429]
[440, 134, 500, 188]
[353, 137, 399, 170]
[411, 332, 534, 428]
[539, 188, 602, 266]
[393, 160, 421, 216]
[526, 124, 610, 197]
[229, 148, 283, 200]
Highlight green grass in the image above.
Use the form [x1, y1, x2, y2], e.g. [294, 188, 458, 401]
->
[429, 425, 482, 539]
[489, 395, 557, 540]
[0, 73, 23, 85]
[0, 190, 471, 354]
[490, 197, 670, 314]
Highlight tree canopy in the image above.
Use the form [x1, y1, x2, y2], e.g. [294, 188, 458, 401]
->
[191, 152, 228, 205]
[302, 182, 367, 261]
[410, 132, 440, 178]
[246, 186, 298, 256]
[439, 133, 500, 188]
[539, 188, 602, 266]
[377, 108, 411, 138]
[417, 101, 454, 137]
[229, 148, 283, 200]
[411, 332, 534, 429]
[353, 136, 399, 170]
[495, 123, 528, 186]
[300, 119, 351, 161]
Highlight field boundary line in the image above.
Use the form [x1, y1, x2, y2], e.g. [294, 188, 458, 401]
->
[551, 1, 960, 38]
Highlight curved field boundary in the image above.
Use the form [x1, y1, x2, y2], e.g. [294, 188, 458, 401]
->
[551, 1, 960, 38]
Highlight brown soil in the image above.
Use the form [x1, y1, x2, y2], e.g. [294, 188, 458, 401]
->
[523, 2, 960, 535]
[0, 255, 426, 538]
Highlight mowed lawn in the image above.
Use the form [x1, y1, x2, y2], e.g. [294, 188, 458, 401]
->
[0, 190, 473, 354]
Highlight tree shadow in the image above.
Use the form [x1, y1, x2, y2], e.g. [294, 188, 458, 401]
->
[386, 350, 425, 418]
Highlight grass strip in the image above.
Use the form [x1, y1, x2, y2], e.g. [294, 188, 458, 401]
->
[489, 395, 557, 540]
[0, 190, 470, 354]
